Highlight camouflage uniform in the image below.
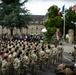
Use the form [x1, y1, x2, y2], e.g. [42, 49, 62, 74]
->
[45, 47, 51, 68]
[13, 56, 20, 75]
[8, 54, 13, 75]
[2, 58, 8, 75]
[22, 53, 30, 75]
[51, 47, 58, 65]
[0, 55, 2, 75]
[30, 51, 38, 75]
[39, 50, 46, 71]
[57, 44, 64, 63]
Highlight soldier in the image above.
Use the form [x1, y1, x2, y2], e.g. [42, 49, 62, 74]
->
[57, 43, 64, 63]
[0, 51, 3, 75]
[45, 45, 51, 69]
[72, 46, 76, 62]
[38, 49, 46, 71]
[22, 52, 30, 75]
[51, 45, 58, 66]
[13, 55, 20, 75]
[8, 54, 13, 75]
[2, 55, 9, 75]
[30, 50, 38, 75]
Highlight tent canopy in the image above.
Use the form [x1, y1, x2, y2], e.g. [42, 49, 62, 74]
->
[41, 28, 47, 32]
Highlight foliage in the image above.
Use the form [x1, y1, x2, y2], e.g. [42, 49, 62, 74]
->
[65, 6, 76, 34]
[0, 0, 31, 35]
[48, 5, 60, 18]
[44, 5, 63, 41]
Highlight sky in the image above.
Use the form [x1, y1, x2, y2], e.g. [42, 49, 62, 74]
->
[25, 0, 76, 15]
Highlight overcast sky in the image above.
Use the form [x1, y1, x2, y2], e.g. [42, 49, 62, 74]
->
[25, 0, 76, 15]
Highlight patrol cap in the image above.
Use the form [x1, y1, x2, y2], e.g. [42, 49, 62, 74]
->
[22, 47, 25, 50]
[3, 55, 8, 59]
[6, 50, 9, 53]
[0, 51, 3, 55]
[51, 44, 55, 48]
[26, 52, 29, 56]
[10, 51, 13, 54]
[8, 48, 11, 51]
[74, 46, 76, 49]
[59, 43, 62, 45]
[8, 54, 12, 58]
[0, 41, 2, 44]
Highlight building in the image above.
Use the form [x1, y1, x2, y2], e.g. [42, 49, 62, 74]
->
[0, 15, 45, 35]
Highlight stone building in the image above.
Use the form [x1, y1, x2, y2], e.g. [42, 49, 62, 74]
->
[0, 15, 45, 35]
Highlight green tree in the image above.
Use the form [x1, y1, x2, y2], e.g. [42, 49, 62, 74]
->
[44, 5, 63, 42]
[0, 0, 31, 35]
[65, 6, 76, 35]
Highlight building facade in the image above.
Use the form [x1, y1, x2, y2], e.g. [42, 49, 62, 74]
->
[0, 15, 45, 35]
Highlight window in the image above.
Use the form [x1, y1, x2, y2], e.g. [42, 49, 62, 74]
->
[31, 28, 33, 34]
[31, 21, 33, 23]
[35, 21, 38, 24]
[36, 26, 38, 34]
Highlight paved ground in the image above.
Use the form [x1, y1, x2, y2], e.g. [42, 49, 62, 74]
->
[62, 42, 76, 53]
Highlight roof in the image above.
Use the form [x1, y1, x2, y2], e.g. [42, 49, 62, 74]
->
[29, 15, 45, 25]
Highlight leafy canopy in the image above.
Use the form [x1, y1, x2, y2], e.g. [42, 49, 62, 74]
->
[0, 0, 31, 32]
[44, 5, 63, 41]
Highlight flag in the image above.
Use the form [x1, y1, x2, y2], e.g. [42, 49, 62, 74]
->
[72, 5, 76, 11]
[58, 11, 61, 15]
[58, 5, 65, 15]
[56, 29, 60, 40]
[62, 5, 65, 12]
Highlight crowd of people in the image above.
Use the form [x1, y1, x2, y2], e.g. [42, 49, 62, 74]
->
[0, 36, 76, 75]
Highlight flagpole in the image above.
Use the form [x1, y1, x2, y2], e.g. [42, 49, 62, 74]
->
[63, 5, 65, 40]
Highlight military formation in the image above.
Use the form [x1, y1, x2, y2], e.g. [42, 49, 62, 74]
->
[0, 39, 64, 75]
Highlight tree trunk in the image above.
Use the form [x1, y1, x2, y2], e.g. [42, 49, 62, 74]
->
[10, 28, 13, 36]
[20, 28, 22, 35]
[2, 26, 4, 35]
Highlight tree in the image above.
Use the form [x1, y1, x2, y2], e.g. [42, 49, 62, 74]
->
[44, 5, 63, 42]
[65, 6, 76, 35]
[0, 0, 31, 35]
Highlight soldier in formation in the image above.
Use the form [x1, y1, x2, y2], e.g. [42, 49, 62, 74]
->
[22, 52, 30, 75]
[51, 45, 58, 65]
[0, 38, 65, 75]
[30, 50, 38, 75]
[57, 43, 64, 63]
[45, 44, 51, 68]
[13, 55, 20, 75]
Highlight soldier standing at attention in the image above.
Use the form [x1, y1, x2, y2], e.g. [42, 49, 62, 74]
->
[0, 51, 3, 75]
[39, 49, 46, 71]
[30, 50, 38, 75]
[8, 54, 13, 75]
[57, 43, 64, 63]
[51, 45, 58, 66]
[45, 45, 51, 69]
[2, 55, 8, 75]
[13, 54, 20, 75]
[22, 52, 30, 75]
